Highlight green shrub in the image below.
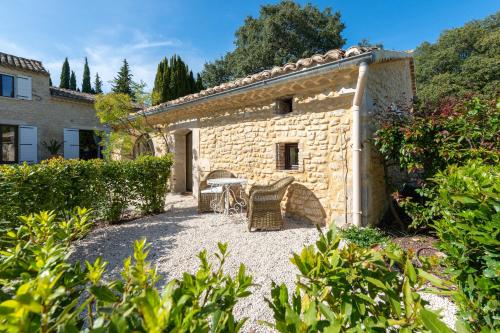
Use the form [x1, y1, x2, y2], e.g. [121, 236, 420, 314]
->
[0, 210, 252, 332]
[265, 227, 453, 332]
[0, 155, 173, 223]
[339, 226, 388, 247]
[129, 155, 173, 214]
[426, 161, 499, 332]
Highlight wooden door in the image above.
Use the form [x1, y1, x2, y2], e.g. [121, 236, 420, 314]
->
[185, 132, 193, 192]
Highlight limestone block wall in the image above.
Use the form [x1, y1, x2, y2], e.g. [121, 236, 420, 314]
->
[0, 65, 102, 161]
[196, 91, 355, 225]
[362, 59, 414, 226]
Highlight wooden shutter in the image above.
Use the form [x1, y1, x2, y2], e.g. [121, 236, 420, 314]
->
[64, 128, 79, 159]
[16, 76, 32, 100]
[19, 126, 37, 164]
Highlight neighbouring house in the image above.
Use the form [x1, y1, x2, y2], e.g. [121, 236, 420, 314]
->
[134, 46, 415, 227]
[0, 52, 105, 163]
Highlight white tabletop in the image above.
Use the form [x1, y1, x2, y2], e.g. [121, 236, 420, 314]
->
[207, 178, 247, 186]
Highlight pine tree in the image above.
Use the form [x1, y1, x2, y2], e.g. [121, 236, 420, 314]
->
[93, 73, 103, 94]
[69, 71, 77, 90]
[59, 57, 70, 89]
[112, 59, 133, 98]
[82, 57, 92, 93]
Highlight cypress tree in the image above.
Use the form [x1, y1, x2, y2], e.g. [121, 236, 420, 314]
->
[152, 59, 165, 105]
[112, 59, 133, 98]
[151, 54, 200, 105]
[195, 73, 204, 92]
[94, 73, 103, 94]
[82, 57, 92, 93]
[59, 57, 70, 89]
[162, 59, 170, 102]
[49, 75, 53, 87]
[69, 71, 77, 90]
[188, 70, 196, 93]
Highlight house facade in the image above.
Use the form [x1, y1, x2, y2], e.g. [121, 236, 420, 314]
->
[0, 52, 104, 163]
[138, 47, 415, 227]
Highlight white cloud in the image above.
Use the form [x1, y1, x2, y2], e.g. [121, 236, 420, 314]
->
[2, 26, 206, 93]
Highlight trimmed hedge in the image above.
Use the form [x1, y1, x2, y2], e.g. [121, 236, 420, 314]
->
[0, 155, 173, 223]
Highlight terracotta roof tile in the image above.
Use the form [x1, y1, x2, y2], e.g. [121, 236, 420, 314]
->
[144, 46, 378, 114]
[0, 52, 48, 75]
[50, 87, 95, 103]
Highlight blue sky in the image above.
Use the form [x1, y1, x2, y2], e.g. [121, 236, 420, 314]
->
[2, 0, 498, 92]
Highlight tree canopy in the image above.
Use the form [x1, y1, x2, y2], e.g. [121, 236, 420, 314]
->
[69, 70, 77, 91]
[81, 57, 92, 93]
[59, 58, 70, 89]
[94, 73, 103, 94]
[414, 12, 500, 104]
[151, 55, 202, 106]
[201, 0, 345, 88]
[112, 59, 134, 98]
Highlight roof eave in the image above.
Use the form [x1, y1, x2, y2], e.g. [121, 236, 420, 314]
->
[133, 50, 412, 120]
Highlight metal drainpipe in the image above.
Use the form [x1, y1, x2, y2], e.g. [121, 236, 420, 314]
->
[351, 62, 369, 227]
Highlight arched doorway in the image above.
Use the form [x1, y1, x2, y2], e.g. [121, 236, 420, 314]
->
[132, 134, 155, 159]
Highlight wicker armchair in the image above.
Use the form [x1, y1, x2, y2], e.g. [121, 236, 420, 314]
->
[247, 176, 294, 231]
[198, 170, 235, 213]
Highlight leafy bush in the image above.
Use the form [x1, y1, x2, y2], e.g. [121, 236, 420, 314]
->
[0, 210, 252, 332]
[129, 155, 173, 214]
[375, 97, 498, 181]
[339, 226, 388, 247]
[0, 155, 173, 223]
[265, 227, 453, 332]
[421, 161, 499, 332]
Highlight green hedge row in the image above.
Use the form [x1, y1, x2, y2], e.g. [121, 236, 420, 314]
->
[0, 155, 173, 223]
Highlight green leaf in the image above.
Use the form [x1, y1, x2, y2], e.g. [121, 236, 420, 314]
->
[90, 285, 119, 303]
[421, 308, 452, 333]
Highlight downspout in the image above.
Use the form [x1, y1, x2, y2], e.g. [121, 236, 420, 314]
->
[351, 62, 369, 227]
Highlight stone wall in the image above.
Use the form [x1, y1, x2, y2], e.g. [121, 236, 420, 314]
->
[155, 59, 414, 226]
[189, 89, 355, 226]
[0, 65, 102, 161]
[362, 60, 414, 226]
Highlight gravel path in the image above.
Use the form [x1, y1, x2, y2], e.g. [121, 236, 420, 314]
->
[70, 194, 457, 332]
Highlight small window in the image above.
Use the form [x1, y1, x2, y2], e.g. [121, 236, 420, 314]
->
[133, 135, 155, 159]
[0, 124, 18, 164]
[0, 74, 15, 98]
[276, 142, 299, 170]
[274, 97, 293, 114]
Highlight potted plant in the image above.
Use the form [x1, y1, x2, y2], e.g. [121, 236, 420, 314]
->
[42, 139, 63, 158]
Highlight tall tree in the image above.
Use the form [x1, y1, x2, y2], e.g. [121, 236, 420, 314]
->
[201, 0, 346, 87]
[151, 55, 201, 106]
[69, 71, 77, 90]
[59, 57, 70, 89]
[195, 73, 204, 91]
[415, 12, 500, 104]
[112, 59, 133, 98]
[94, 72, 103, 94]
[81, 57, 92, 93]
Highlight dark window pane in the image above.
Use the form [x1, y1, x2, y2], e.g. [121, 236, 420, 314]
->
[79, 130, 101, 160]
[0, 125, 17, 163]
[1, 75, 14, 98]
[284, 143, 299, 170]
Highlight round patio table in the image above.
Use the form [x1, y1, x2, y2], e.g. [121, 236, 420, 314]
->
[207, 178, 247, 216]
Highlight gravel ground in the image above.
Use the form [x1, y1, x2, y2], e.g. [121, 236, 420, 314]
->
[70, 194, 457, 332]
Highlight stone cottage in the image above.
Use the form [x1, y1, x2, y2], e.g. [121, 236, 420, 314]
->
[136, 46, 415, 227]
[0, 52, 105, 163]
